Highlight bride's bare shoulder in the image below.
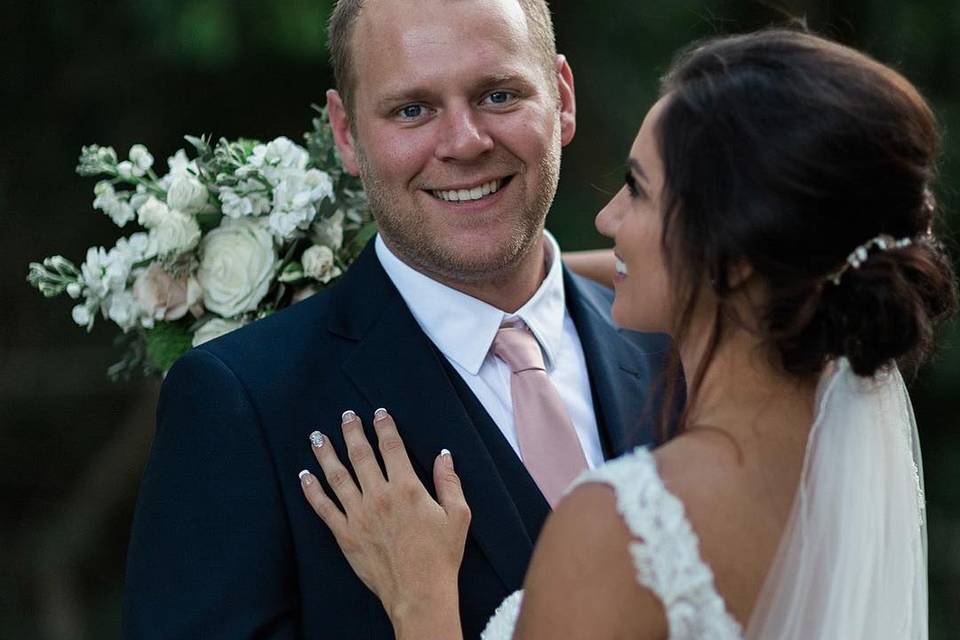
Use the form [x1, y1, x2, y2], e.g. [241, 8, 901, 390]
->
[653, 430, 797, 624]
[654, 430, 750, 507]
[517, 481, 668, 639]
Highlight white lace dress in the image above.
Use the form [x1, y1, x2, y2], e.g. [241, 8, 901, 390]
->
[481, 447, 744, 640]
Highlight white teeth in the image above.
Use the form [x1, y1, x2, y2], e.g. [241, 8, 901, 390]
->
[433, 179, 501, 202]
[615, 257, 628, 276]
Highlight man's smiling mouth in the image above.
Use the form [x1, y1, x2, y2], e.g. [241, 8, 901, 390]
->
[429, 177, 512, 203]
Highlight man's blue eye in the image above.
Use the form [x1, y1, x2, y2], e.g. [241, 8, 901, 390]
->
[489, 92, 511, 104]
[400, 105, 423, 119]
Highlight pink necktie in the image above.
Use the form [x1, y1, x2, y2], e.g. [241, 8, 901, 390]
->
[492, 323, 589, 507]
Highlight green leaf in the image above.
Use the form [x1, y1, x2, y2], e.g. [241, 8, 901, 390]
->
[346, 220, 378, 256]
[143, 322, 194, 373]
[195, 211, 223, 232]
[278, 261, 304, 283]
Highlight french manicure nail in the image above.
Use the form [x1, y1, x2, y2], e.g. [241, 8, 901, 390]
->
[374, 408, 388, 421]
[341, 410, 357, 424]
[310, 431, 325, 448]
[440, 448, 453, 467]
[299, 469, 313, 485]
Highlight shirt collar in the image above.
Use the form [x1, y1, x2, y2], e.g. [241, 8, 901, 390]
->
[375, 231, 567, 375]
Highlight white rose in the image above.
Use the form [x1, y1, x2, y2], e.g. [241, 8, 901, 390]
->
[310, 209, 345, 250]
[166, 175, 208, 214]
[149, 210, 201, 256]
[197, 217, 277, 317]
[302, 244, 342, 284]
[192, 318, 245, 347]
[137, 196, 173, 229]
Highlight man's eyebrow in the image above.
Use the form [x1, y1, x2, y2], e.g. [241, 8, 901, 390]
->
[628, 158, 649, 182]
[475, 72, 529, 91]
[375, 72, 533, 111]
[376, 88, 437, 111]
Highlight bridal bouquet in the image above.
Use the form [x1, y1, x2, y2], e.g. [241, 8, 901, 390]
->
[27, 107, 374, 379]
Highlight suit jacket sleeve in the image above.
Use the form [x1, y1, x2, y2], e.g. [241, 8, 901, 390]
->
[122, 348, 299, 639]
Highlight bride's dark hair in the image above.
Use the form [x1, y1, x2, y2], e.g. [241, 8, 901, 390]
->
[654, 29, 957, 432]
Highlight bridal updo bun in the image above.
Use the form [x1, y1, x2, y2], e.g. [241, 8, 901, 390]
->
[789, 236, 956, 377]
[655, 29, 957, 380]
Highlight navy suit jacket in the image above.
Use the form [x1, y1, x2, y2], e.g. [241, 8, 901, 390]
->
[122, 240, 678, 639]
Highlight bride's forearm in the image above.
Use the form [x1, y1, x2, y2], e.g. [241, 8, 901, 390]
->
[389, 588, 464, 640]
[562, 249, 616, 288]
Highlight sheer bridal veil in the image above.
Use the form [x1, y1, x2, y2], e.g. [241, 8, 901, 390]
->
[746, 358, 928, 639]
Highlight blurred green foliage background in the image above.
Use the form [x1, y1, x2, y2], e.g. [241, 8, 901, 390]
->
[1, 1, 957, 638]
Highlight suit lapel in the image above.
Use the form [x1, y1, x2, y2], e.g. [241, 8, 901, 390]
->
[331, 244, 535, 590]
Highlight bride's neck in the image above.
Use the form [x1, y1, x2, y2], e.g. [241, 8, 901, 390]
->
[679, 319, 817, 439]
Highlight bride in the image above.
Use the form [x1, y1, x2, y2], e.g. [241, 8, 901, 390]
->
[296, 30, 957, 639]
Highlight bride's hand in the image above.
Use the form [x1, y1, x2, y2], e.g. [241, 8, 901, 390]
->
[299, 409, 471, 629]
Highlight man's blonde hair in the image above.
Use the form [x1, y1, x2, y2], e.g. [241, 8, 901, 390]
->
[328, 0, 558, 118]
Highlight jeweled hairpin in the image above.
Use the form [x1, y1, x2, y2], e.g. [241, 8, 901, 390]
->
[826, 234, 914, 285]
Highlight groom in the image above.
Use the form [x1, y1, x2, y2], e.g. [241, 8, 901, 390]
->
[123, 0, 676, 638]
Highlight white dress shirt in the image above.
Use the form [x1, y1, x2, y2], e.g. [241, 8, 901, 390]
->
[375, 232, 605, 470]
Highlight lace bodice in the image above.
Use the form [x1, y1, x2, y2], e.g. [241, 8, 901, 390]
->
[481, 447, 743, 640]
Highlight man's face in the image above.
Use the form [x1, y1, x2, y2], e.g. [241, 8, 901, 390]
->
[330, 0, 576, 284]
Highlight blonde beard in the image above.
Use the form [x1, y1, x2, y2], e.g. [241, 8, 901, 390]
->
[356, 140, 561, 285]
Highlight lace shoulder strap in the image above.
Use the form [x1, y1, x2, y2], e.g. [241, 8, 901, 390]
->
[569, 447, 743, 640]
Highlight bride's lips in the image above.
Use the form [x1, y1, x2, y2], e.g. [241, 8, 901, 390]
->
[614, 252, 628, 283]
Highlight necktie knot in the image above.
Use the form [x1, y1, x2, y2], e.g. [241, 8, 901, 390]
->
[492, 325, 545, 373]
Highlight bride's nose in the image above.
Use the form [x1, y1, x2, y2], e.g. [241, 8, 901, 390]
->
[595, 190, 626, 238]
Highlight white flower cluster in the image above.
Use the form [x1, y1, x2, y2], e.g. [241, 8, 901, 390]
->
[29, 112, 372, 377]
[73, 233, 154, 332]
[219, 136, 335, 242]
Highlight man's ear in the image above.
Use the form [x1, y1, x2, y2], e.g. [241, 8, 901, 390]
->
[555, 54, 576, 147]
[326, 89, 361, 176]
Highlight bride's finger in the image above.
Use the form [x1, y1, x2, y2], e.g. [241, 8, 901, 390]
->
[309, 430, 362, 511]
[299, 469, 347, 534]
[371, 408, 416, 481]
[433, 450, 471, 528]
[340, 411, 385, 493]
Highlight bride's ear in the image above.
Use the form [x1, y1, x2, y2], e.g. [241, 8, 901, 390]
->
[726, 258, 754, 290]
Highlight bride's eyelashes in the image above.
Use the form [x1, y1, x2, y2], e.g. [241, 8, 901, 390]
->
[624, 171, 647, 200]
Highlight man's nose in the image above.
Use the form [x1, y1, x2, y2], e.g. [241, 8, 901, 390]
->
[435, 106, 494, 161]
